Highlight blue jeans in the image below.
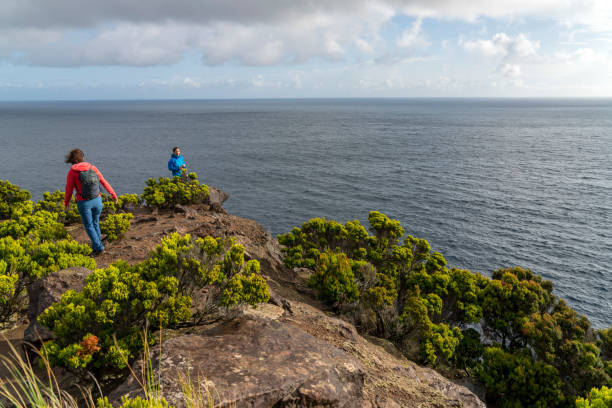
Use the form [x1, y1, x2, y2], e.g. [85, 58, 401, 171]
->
[77, 195, 104, 252]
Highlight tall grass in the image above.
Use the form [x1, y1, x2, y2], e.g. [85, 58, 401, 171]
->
[0, 339, 81, 408]
[0, 333, 231, 408]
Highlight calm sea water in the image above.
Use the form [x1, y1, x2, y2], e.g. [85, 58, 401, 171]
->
[0, 98, 610, 328]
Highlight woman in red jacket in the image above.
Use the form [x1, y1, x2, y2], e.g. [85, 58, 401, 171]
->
[64, 148, 117, 254]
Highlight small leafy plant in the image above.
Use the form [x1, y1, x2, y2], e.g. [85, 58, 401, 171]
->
[34, 190, 81, 225]
[102, 193, 142, 215]
[142, 175, 209, 209]
[0, 210, 68, 241]
[0, 180, 31, 220]
[101, 213, 134, 241]
[39, 233, 269, 372]
[0, 235, 95, 326]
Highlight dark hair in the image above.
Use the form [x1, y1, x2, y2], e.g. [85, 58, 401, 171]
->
[172, 146, 179, 153]
[65, 148, 84, 164]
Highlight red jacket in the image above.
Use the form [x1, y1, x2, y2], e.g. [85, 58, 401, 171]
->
[64, 162, 117, 207]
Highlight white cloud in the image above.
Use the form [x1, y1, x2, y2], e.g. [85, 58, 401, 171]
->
[397, 18, 429, 48]
[1, 0, 611, 68]
[463, 33, 540, 59]
[356, 38, 374, 53]
[182, 77, 201, 88]
[462, 32, 540, 79]
[554, 47, 604, 64]
[2, 3, 392, 67]
[499, 63, 521, 77]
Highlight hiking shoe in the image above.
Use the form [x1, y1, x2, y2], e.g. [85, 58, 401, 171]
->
[92, 249, 104, 256]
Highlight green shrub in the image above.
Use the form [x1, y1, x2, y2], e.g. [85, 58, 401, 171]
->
[477, 346, 565, 407]
[308, 251, 359, 305]
[0, 235, 95, 326]
[576, 386, 612, 408]
[97, 396, 173, 408]
[40, 233, 269, 372]
[0, 210, 68, 241]
[40, 260, 189, 370]
[34, 190, 81, 224]
[101, 213, 133, 241]
[142, 175, 209, 209]
[279, 211, 612, 406]
[0, 180, 31, 220]
[102, 193, 142, 215]
[221, 258, 270, 307]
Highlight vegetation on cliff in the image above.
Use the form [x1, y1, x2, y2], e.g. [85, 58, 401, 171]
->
[279, 211, 612, 407]
[0, 206, 96, 326]
[0, 174, 214, 328]
[39, 232, 269, 372]
[142, 174, 208, 209]
[2, 175, 611, 407]
[0, 176, 267, 376]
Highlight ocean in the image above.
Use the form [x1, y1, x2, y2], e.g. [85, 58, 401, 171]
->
[0, 98, 610, 328]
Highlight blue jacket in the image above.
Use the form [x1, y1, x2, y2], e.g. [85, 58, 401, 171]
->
[168, 154, 186, 177]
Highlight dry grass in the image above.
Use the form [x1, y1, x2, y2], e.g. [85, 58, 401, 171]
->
[0, 332, 233, 408]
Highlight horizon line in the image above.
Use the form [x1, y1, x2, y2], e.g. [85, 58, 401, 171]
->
[2, 96, 612, 103]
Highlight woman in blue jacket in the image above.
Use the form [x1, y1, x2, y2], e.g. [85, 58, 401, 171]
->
[168, 146, 186, 177]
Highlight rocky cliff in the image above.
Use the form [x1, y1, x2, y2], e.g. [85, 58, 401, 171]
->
[20, 190, 485, 408]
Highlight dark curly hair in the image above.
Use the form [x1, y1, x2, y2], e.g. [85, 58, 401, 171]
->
[65, 148, 84, 164]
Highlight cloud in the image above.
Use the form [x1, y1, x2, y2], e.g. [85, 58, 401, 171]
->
[499, 63, 521, 77]
[462, 32, 540, 78]
[1, 3, 394, 67]
[1, 0, 610, 68]
[396, 18, 429, 48]
[0, 0, 599, 29]
[463, 33, 540, 59]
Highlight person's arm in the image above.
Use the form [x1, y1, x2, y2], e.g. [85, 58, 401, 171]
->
[64, 171, 75, 209]
[92, 166, 118, 202]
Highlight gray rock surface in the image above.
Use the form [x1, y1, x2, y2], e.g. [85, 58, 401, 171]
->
[24, 266, 91, 343]
[109, 315, 365, 407]
[207, 186, 229, 206]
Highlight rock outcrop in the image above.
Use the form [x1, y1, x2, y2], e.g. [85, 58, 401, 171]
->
[23, 190, 485, 408]
[24, 266, 92, 344]
[110, 312, 366, 407]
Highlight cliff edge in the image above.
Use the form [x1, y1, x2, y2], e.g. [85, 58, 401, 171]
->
[23, 191, 485, 408]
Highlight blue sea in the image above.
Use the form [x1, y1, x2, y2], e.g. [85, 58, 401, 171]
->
[0, 98, 610, 328]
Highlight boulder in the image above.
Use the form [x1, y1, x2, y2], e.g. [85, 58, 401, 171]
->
[24, 266, 91, 343]
[109, 315, 365, 407]
[193, 214, 289, 283]
[207, 186, 229, 207]
[280, 300, 487, 408]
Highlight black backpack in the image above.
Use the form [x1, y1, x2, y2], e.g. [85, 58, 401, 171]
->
[79, 166, 100, 200]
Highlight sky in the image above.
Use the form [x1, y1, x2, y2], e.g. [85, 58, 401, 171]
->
[1, 0, 612, 100]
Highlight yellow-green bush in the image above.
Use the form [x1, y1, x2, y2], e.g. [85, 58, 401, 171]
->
[102, 193, 141, 215]
[142, 175, 209, 209]
[40, 233, 269, 372]
[101, 213, 133, 241]
[34, 190, 81, 224]
[0, 235, 95, 326]
[0, 210, 68, 241]
[307, 251, 359, 305]
[97, 396, 173, 408]
[576, 386, 612, 407]
[0, 180, 31, 220]
[279, 211, 612, 407]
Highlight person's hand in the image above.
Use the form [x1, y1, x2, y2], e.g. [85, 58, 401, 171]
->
[114, 197, 118, 204]
[181, 164, 186, 168]
[64, 205, 70, 212]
